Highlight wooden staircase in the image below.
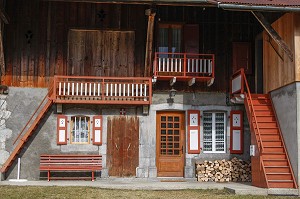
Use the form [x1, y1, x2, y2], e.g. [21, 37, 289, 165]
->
[231, 69, 297, 189]
[0, 96, 53, 173]
[245, 93, 297, 188]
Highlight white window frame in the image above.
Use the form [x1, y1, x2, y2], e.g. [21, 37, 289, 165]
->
[202, 112, 226, 153]
[70, 115, 90, 144]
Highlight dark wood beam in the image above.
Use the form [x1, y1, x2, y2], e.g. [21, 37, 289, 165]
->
[0, 6, 9, 24]
[144, 9, 155, 77]
[252, 11, 293, 62]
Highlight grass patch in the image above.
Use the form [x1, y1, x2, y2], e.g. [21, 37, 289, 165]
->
[0, 186, 298, 199]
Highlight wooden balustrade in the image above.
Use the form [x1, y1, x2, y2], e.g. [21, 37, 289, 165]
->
[153, 52, 215, 81]
[51, 76, 152, 105]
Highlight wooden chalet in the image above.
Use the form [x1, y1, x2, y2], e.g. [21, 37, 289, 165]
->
[0, 0, 299, 190]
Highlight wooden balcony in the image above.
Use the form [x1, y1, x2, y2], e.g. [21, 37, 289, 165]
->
[50, 76, 152, 105]
[153, 52, 215, 86]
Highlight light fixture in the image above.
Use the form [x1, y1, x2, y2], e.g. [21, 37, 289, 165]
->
[167, 88, 176, 104]
[169, 88, 176, 98]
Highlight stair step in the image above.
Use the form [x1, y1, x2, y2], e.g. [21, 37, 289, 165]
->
[253, 122, 278, 128]
[265, 166, 290, 173]
[262, 153, 286, 159]
[264, 146, 284, 153]
[253, 105, 272, 111]
[253, 116, 276, 122]
[263, 159, 289, 166]
[248, 99, 271, 106]
[268, 181, 295, 188]
[253, 111, 274, 117]
[258, 134, 280, 140]
[266, 173, 293, 180]
[256, 128, 279, 134]
[262, 141, 283, 147]
[249, 94, 269, 99]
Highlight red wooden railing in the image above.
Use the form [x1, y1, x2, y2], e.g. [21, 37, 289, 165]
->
[153, 52, 215, 80]
[231, 69, 264, 152]
[50, 76, 152, 105]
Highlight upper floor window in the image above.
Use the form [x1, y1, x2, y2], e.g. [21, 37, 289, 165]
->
[157, 23, 183, 54]
[70, 116, 90, 144]
[203, 112, 226, 153]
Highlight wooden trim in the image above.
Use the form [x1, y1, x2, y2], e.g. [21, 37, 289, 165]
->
[230, 110, 243, 154]
[93, 116, 102, 145]
[57, 115, 67, 145]
[187, 110, 200, 154]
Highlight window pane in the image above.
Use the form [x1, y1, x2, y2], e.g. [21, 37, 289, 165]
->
[71, 116, 90, 144]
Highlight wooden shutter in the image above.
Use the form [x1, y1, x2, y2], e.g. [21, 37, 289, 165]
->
[93, 116, 102, 145]
[184, 24, 199, 54]
[187, 110, 200, 154]
[57, 115, 67, 145]
[230, 110, 243, 154]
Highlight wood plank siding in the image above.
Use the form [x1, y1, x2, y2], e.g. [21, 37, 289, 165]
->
[263, 13, 297, 93]
[2, 1, 262, 92]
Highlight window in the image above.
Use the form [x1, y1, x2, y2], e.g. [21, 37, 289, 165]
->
[203, 112, 226, 153]
[157, 23, 183, 54]
[70, 116, 90, 144]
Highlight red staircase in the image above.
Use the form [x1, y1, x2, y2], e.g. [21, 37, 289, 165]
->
[231, 69, 297, 188]
[0, 95, 53, 173]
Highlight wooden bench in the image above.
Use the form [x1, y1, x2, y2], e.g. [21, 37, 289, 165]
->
[39, 154, 102, 181]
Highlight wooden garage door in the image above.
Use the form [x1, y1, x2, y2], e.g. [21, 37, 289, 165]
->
[107, 116, 139, 177]
[156, 112, 185, 177]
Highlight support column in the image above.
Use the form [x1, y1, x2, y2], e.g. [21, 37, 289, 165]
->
[144, 9, 156, 77]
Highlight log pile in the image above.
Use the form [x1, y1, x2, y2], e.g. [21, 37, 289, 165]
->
[196, 157, 251, 182]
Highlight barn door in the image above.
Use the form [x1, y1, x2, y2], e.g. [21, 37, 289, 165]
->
[156, 112, 185, 177]
[68, 30, 135, 77]
[107, 116, 139, 177]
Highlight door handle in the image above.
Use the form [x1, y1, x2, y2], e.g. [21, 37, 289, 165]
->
[115, 143, 119, 150]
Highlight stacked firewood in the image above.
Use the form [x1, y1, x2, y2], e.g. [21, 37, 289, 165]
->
[196, 157, 251, 182]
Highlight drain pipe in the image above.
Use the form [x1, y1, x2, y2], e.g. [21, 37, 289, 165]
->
[216, 3, 300, 12]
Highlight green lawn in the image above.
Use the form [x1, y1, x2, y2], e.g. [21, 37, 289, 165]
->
[0, 186, 298, 199]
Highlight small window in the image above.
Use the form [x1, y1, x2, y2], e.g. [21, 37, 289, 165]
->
[203, 112, 226, 153]
[70, 116, 90, 144]
[157, 23, 183, 54]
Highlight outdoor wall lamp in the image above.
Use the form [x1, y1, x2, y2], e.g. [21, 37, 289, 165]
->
[167, 88, 177, 104]
[169, 88, 176, 98]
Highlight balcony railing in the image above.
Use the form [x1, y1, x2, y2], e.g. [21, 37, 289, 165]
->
[153, 52, 215, 81]
[51, 76, 152, 105]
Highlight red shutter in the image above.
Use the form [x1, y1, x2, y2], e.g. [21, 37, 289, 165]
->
[93, 116, 102, 145]
[230, 110, 243, 154]
[57, 115, 67, 145]
[187, 110, 200, 154]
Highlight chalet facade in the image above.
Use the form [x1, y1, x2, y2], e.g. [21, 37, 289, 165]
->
[0, 0, 299, 190]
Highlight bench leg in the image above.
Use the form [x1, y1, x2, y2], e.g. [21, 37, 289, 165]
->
[48, 170, 50, 181]
[92, 171, 94, 181]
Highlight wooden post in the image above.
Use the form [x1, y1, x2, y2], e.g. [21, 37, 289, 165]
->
[144, 9, 156, 77]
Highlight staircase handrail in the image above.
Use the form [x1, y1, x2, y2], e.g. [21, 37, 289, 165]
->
[12, 84, 54, 145]
[232, 68, 264, 152]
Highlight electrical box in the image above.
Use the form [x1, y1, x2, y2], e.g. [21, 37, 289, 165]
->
[250, 145, 255, 156]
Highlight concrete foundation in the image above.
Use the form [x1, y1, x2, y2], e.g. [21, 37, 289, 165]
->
[1, 88, 250, 180]
[270, 83, 299, 184]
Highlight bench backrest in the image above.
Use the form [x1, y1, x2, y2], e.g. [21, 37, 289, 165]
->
[40, 154, 102, 169]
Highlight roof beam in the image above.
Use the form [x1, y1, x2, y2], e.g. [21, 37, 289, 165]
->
[252, 11, 294, 62]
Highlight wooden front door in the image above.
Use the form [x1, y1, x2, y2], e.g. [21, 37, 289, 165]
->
[156, 112, 185, 177]
[107, 116, 139, 177]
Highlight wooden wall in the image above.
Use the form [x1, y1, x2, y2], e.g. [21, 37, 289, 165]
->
[1, 1, 262, 93]
[263, 13, 296, 93]
[2, 0, 147, 87]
